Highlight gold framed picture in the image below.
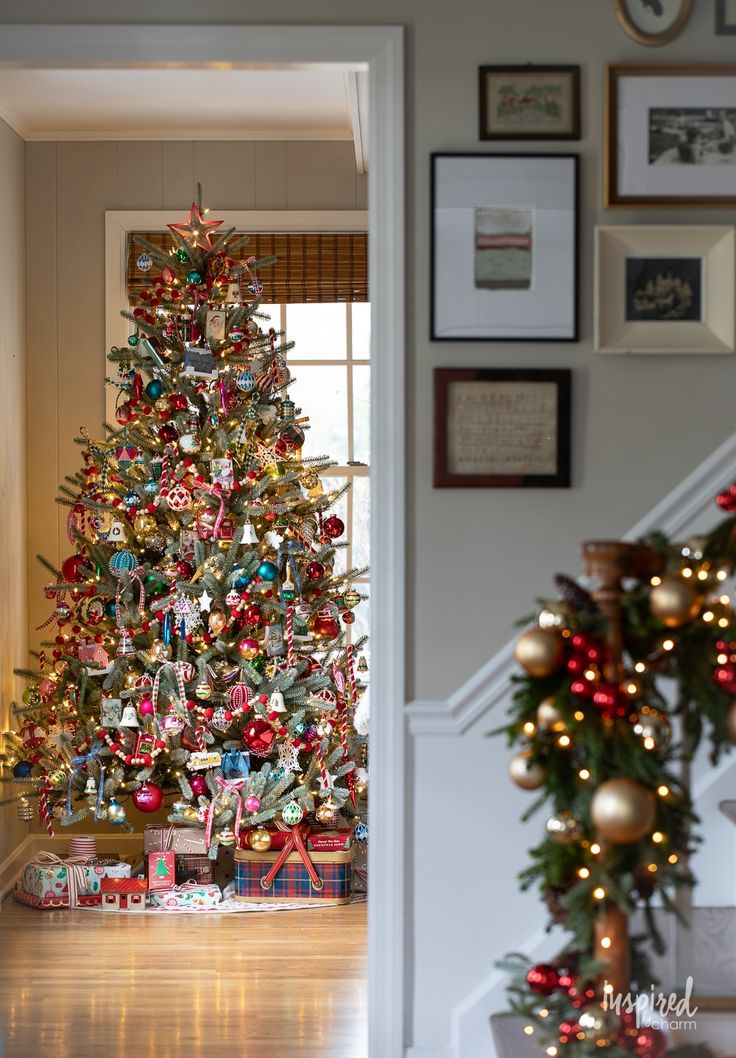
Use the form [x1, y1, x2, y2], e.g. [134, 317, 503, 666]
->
[613, 0, 692, 47]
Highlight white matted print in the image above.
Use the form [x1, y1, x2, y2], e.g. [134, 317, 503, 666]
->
[594, 225, 735, 354]
[431, 154, 578, 341]
[607, 65, 736, 205]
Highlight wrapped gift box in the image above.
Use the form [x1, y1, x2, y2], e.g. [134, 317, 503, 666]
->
[238, 827, 352, 853]
[97, 860, 132, 879]
[18, 853, 105, 908]
[148, 882, 222, 909]
[148, 850, 176, 892]
[143, 824, 208, 855]
[175, 853, 216, 885]
[234, 846, 352, 904]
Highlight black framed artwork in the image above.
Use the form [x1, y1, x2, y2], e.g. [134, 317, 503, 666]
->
[478, 65, 581, 141]
[716, 0, 736, 34]
[433, 368, 572, 489]
[430, 153, 579, 342]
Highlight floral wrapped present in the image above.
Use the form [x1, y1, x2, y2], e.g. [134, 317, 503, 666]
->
[235, 825, 352, 904]
[143, 824, 208, 855]
[148, 881, 222, 910]
[15, 852, 104, 909]
[175, 853, 216, 885]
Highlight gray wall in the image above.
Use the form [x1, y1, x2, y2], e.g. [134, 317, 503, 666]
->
[0, 115, 29, 862]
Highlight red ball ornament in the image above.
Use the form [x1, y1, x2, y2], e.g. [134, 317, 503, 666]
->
[322, 515, 344, 539]
[158, 424, 179, 443]
[138, 697, 155, 716]
[312, 615, 340, 640]
[716, 487, 736, 512]
[243, 604, 263, 626]
[176, 560, 194, 579]
[243, 719, 277, 757]
[593, 683, 627, 719]
[714, 662, 736, 695]
[131, 781, 164, 813]
[558, 1021, 581, 1044]
[568, 981, 597, 1008]
[61, 555, 86, 583]
[630, 1027, 667, 1058]
[306, 561, 325, 581]
[169, 393, 188, 411]
[525, 964, 560, 995]
[189, 774, 207, 797]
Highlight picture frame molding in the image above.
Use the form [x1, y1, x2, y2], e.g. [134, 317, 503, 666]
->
[594, 224, 736, 355]
[430, 151, 580, 343]
[605, 63, 736, 208]
[613, 0, 692, 47]
[478, 64, 581, 141]
[433, 367, 572, 489]
[716, 0, 736, 35]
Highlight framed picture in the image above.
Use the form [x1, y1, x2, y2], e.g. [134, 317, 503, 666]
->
[613, 0, 692, 47]
[594, 225, 735, 354]
[605, 64, 736, 207]
[433, 368, 571, 488]
[716, 0, 736, 34]
[478, 65, 580, 140]
[430, 154, 579, 341]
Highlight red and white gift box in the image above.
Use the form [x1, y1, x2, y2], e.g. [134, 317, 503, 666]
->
[143, 824, 208, 855]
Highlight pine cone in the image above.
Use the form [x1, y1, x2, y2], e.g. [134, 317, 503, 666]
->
[554, 574, 599, 615]
[544, 883, 573, 925]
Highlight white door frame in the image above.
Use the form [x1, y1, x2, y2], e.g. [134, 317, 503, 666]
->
[0, 24, 406, 1058]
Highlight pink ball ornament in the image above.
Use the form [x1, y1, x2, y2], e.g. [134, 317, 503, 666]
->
[138, 697, 155, 716]
[189, 774, 207, 797]
[245, 795, 261, 813]
[131, 781, 164, 813]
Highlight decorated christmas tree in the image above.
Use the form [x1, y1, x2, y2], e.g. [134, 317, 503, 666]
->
[1, 190, 369, 853]
[497, 517, 736, 1057]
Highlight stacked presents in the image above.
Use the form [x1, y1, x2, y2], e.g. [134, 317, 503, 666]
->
[14, 836, 133, 910]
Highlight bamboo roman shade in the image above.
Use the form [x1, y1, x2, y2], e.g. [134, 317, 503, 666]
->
[127, 231, 368, 304]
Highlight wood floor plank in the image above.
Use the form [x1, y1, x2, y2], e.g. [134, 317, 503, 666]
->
[0, 900, 367, 1058]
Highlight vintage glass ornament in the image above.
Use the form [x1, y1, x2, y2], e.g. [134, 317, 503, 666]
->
[508, 750, 546, 790]
[132, 781, 164, 813]
[138, 697, 155, 717]
[12, 760, 32, 779]
[322, 515, 344, 539]
[591, 777, 656, 844]
[546, 810, 581, 844]
[281, 800, 305, 826]
[17, 796, 34, 822]
[514, 628, 565, 678]
[208, 610, 227, 635]
[166, 483, 192, 512]
[145, 378, 164, 400]
[150, 639, 171, 662]
[158, 423, 179, 443]
[143, 530, 167, 553]
[243, 718, 277, 757]
[245, 795, 261, 813]
[189, 773, 208, 797]
[236, 370, 255, 392]
[249, 828, 272, 852]
[306, 561, 325, 581]
[217, 829, 236, 846]
[238, 637, 260, 660]
[257, 560, 278, 581]
[107, 798, 127, 826]
[649, 574, 700, 627]
[61, 554, 86, 583]
[109, 550, 137, 576]
[315, 800, 339, 827]
[179, 430, 202, 455]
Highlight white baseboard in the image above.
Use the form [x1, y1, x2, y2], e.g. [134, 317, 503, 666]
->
[405, 1048, 453, 1058]
[0, 832, 143, 904]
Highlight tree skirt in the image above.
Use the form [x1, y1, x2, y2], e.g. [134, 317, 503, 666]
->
[76, 892, 366, 914]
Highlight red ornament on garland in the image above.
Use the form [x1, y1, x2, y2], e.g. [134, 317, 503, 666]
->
[61, 555, 86, 583]
[716, 485, 736, 512]
[189, 774, 207, 797]
[322, 515, 344, 540]
[592, 683, 628, 719]
[525, 963, 560, 995]
[630, 1026, 667, 1058]
[243, 718, 277, 757]
[306, 561, 325, 581]
[714, 662, 736, 695]
[132, 781, 164, 813]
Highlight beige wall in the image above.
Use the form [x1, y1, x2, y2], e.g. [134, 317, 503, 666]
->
[0, 115, 29, 861]
[25, 140, 366, 639]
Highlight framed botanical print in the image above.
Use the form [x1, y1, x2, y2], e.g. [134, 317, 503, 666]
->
[479, 65, 580, 140]
[431, 153, 579, 341]
[433, 368, 571, 488]
[613, 0, 692, 47]
[606, 64, 736, 206]
[594, 225, 735, 354]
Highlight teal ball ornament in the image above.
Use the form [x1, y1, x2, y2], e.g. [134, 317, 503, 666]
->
[187, 270, 202, 285]
[127, 334, 139, 348]
[236, 371, 255, 393]
[107, 798, 127, 826]
[104, 599, 117, 619]
[258, 561, 278, 581]
[145, 379, 164, 401]
[109, 550, 137, 576]
[234, 575, 250, 591]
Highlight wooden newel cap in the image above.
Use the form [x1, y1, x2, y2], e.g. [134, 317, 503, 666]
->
[581, 540, 662, 585]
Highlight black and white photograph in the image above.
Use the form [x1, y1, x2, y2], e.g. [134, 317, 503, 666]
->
[625, 256, 702, 322]
[649, 107, 736, 165]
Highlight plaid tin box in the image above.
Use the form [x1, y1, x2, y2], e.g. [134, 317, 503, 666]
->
[234, 847, 353, 904]
[175, 853, 215, 885]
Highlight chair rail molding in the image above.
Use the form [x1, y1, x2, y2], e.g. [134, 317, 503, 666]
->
[407, 429, 736, 738]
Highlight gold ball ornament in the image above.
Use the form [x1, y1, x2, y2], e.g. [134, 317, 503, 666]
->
[514, 628, 565, 678]
[591, 778, 656, 844]
[536, 697, 566, 732]
[149, 638, 171, 663]
[632, 706, 672, 754]
[576, 1007, 619, 1045]
[315, 801, 339, 827]
[537, 601, 572, 631]
[134, 512, 157, 534]
[649, 574, 700, 628]
[508, 750, 546, 790]
[249, 828, 272, 852]
[208, 610, 227, 635]
[546, 810, 581, 844]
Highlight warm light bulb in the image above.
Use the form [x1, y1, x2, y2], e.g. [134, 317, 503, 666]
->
[648, 863, 658, 873]
[523, 721, 536, 735]
[593, 886, 606, 900]
[584, 669, 597, 681]
[644, 737, 655, 750]
[703, 611, 715, 623]
[719, 617, 730, 628]
[658, 785, 670, 798]
[662, 639, 674, 651]
[697, 569, 708, 581]
[523, 1026, 534, 1036]
[681, 567, 693, 578]
[600, 936, 612, 950]
[546, 1049, 558, 1057]
[669, 854, 679, 864]
[558, 734, 571, 748]
[574, 710, 584, 721]
[579, 769, 590, 781]
[634, 661, 646, 673]
[539, 1009, 549, 1019]
[590, 843, 601, 855]
[718, 653, 729, 664]
[652, 831, 664, 844]
[578, 867, 590, 879]
[717, 569, 728, 581]
[720, 595, 731, 605]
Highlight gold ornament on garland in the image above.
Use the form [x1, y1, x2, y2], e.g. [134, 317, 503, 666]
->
[632, 706, 672, 754]
[249, 828, 272, 852]
[536, 697, 566, 732]
[591, 777, 656, 844]
[546, 810, 581, 844]
[514, 628, 565, 678]
[536, 601, 571, 631]
[508, 750, 546, 790]
[577, 1006, 619, 1043]
[649, 574, 700, 628]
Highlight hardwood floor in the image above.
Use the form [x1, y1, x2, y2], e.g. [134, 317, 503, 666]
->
[0, 899, 367, 1058]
